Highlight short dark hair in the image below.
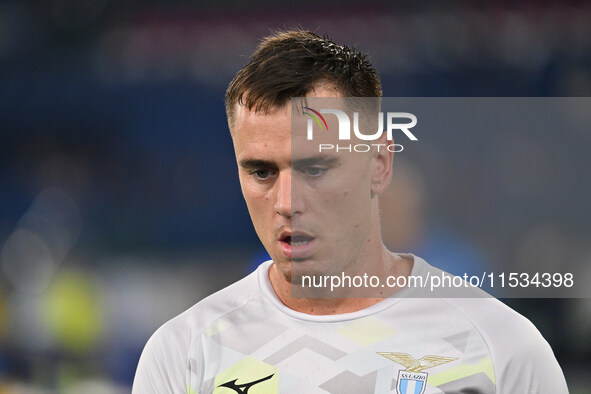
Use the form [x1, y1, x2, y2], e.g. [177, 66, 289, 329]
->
[225, 30, 382, 127]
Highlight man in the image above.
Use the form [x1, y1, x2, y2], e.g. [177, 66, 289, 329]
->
[133, 30, 568, 393]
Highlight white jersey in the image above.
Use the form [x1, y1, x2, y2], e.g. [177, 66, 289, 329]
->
[133, 255, 568, 394]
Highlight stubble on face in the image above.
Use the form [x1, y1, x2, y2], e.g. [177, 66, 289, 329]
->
[231, 85, 388, 297]
[231, 102, 292, 280]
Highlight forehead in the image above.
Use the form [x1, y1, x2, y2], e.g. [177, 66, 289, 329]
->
[231, 103, 292, 168]
[230, 84, 347, 161]
[232, 103, 290, 144]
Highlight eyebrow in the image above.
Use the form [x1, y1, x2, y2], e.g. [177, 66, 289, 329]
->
[239, 156, 340, 170]
[292, 155, 340, 168]
[239, 159, 277, 169]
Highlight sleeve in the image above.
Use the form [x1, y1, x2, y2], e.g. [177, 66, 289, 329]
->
[132, 322, 190, 394]
[493, 320, 568, 394]
[447, 297, 569, 394]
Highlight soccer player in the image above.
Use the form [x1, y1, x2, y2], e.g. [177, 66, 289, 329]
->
[133, 30, 568, 393]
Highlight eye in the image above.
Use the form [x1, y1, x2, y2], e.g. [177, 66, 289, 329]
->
[251, 168, 273, 180]
[303, 167, 325, 177]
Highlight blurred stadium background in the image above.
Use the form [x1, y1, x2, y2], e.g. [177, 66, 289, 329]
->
[1, 0, 590, 392]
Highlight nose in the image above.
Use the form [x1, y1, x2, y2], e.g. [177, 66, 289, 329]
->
[274, 170, 291, 218]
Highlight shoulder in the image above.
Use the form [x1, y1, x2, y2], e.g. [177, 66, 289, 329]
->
[444, 297, 568, 393]
[420, 260, 568, 394]
[132, 263, 265, 393]
[415, 258, 555, 349]
[442, 296, 547, 351]
[415, 257, 568, 392]
[155, 263, 262, 345]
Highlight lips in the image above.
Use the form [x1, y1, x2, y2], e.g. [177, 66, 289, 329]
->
[279, 231, 316, 259]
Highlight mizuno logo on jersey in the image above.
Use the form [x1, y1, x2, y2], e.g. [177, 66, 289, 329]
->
[217, 373, 274, 393]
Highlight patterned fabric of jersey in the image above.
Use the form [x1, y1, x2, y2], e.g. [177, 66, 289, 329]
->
[191, 290, 495, 393]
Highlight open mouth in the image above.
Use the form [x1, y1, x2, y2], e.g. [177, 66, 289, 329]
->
[279, 232, 316, 259]
[282, 235, 314, 246]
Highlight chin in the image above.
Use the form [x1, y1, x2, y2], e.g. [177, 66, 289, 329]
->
[272, 260, 308, 285]
[289, 261, 329, 283]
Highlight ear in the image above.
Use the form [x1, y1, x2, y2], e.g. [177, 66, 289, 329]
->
[370, 134, 394, 197]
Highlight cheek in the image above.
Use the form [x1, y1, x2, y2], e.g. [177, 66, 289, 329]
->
[326, 170, 372, 209]
[239, 174, 265, 204]
[335, 184, 373, 236]
[316, 188, 369, 239]
[240, 183, 273, 231]
[243, 191, 266, 219]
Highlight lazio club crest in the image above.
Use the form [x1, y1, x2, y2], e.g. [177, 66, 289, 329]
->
[378, 352, 458, 394]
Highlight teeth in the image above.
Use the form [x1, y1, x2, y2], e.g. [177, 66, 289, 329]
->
[291, 240, 310, 246]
